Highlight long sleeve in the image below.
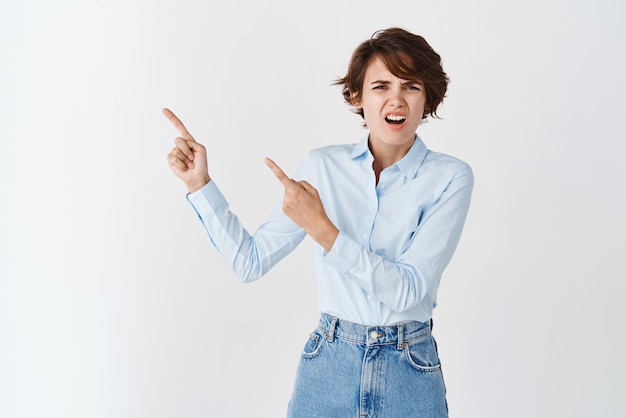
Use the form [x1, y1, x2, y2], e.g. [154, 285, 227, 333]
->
[298, 137, 473, 324]
[184, 135, 473, 325]
[322, 168, 474, 312]
[187, 180, 306, 282]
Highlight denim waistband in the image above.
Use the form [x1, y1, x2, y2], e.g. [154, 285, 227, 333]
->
[318, 313, 432, 347]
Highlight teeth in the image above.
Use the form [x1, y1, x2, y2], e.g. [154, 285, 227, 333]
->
[386, 115, 405, 122]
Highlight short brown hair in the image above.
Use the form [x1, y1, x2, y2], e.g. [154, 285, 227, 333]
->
[334, 27, 449, 119]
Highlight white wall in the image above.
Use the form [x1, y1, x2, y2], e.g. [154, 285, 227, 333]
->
[1, 0, 625, 417]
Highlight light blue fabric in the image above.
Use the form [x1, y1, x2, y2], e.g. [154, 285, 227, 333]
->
[288, 313, 448, 417]
[187, 134, 473, 325]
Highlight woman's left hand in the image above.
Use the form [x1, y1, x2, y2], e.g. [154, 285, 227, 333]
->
[264, 158, 339, 252]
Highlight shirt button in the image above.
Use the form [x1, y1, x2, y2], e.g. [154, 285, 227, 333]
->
[361, 233, 367, 239]
[369, 330, 378, 339]
[367, 294, 373, 300]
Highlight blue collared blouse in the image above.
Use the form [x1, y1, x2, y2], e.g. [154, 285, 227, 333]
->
[187, 134, 473, 325]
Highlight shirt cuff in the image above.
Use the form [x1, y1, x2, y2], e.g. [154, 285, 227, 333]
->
[185, 180, 228, 218]
[322, 231, 361, 273]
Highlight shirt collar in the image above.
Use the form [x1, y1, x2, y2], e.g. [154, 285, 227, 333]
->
[350, 134, 428, 179]
[350, 135, 371, 159]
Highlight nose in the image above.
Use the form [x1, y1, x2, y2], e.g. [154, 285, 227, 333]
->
[387, 85, 405, 106]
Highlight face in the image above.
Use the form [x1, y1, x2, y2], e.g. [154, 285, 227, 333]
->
[356, 57, 426, 155]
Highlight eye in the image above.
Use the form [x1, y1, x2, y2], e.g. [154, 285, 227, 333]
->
[406, 84, 422, 91]
[373, 85, 387, 90]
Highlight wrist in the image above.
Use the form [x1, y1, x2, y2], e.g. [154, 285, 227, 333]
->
[311, 220, 339, 252]
[186, 176, 211, 193]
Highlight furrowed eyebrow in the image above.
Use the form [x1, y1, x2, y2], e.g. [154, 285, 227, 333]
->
[369, 80, 423, 86]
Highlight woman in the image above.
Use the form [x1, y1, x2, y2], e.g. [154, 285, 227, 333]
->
[166, 27, 473, 418]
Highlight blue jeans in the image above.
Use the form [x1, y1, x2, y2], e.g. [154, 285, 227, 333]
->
[288, 313, 448, 418]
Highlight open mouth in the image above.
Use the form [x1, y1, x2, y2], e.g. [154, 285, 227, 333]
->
[385, 115, 406, 125]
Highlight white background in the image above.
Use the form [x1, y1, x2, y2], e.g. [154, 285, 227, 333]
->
[1, 0, 625, 417]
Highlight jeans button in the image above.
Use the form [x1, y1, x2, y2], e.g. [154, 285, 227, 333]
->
[369, 330, 378, 339]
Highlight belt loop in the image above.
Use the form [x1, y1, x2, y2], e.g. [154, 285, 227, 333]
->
[397, 323, 404, 350]
[327, 317, 338, 343]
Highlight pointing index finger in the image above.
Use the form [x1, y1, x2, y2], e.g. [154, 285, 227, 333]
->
[163, 108, 194, 140]
[264, 157, 294, 187]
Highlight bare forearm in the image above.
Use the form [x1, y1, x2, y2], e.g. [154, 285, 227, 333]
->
[309, 219, 339, 252]
[186, 175, 211, 193]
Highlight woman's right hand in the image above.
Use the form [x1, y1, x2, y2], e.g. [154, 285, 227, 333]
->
[164, 108, 211, 193]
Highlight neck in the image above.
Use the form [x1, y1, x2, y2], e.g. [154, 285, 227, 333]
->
[369, 137, 415, 183]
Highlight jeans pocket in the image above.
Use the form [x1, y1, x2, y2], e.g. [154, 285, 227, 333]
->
[301, 329, 326, 359]
[403, 335, 442, 372]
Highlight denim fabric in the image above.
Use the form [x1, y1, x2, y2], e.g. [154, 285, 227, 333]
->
[288, 314, 448, 418]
